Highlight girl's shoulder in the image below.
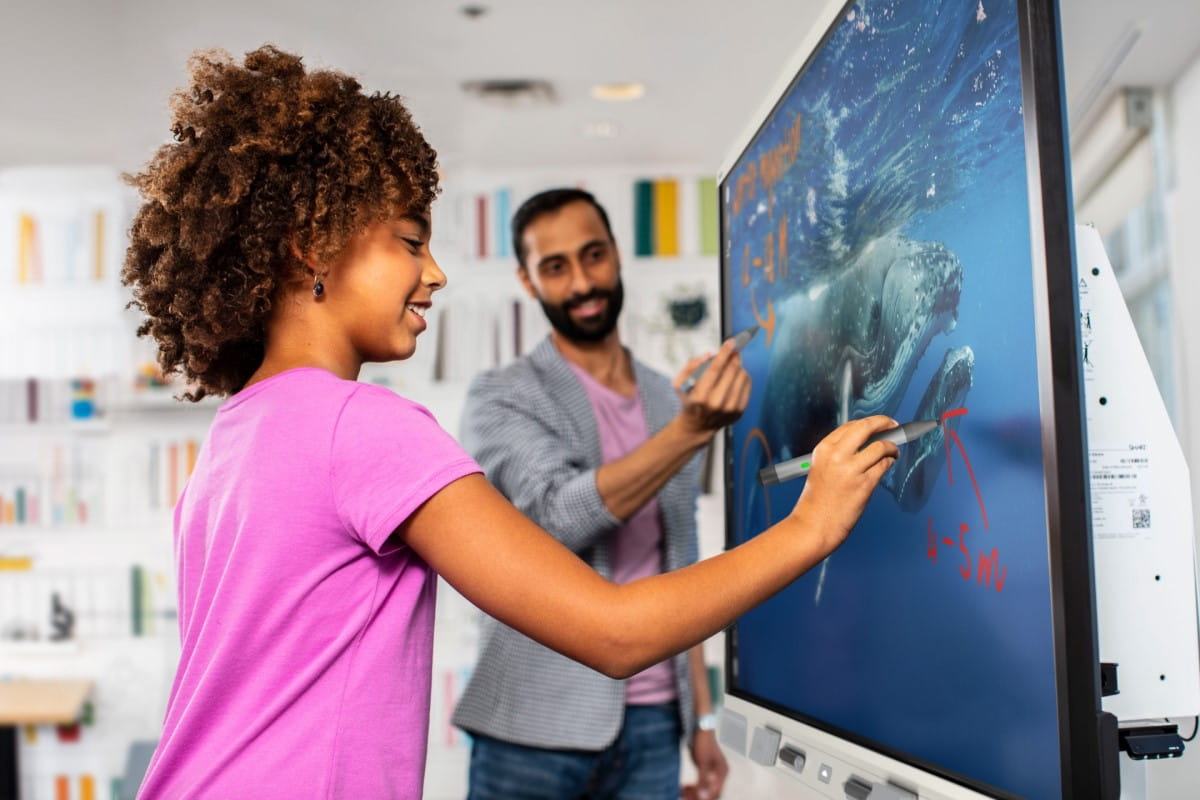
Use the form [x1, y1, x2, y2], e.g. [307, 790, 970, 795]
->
[346, 380, 432, 417]
[337, 381, 445, 440]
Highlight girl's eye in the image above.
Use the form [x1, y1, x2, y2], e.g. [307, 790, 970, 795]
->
[402, 238, 424, 252]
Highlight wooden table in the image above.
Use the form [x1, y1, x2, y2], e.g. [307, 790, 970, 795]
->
[0, 679, 94, 799]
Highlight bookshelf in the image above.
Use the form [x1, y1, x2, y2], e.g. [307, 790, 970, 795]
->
[0, 166, 202, 799]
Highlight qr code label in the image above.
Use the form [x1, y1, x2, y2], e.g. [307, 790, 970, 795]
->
[1132, 508, 1151, 529]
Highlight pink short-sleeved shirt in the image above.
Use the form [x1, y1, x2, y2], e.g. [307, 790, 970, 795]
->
[138, 368, 480, 799]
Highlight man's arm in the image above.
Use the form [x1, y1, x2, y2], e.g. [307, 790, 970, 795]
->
[461, 366, 620, 554]
[686, 645, 728, 799]
[595, 339, 749, 521]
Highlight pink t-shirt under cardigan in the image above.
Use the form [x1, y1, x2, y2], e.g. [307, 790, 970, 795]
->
[137, 369, 480, 800]
[566, 362, 677, 706]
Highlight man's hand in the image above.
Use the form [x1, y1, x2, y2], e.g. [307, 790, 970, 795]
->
[673, 338, 751, 439]
[683, 729, 728, 800]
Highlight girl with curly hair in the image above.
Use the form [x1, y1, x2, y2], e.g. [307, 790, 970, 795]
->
[124, 45, 897, 798]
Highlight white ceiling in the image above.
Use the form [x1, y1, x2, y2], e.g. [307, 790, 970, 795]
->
[1, 0, 1198, 175]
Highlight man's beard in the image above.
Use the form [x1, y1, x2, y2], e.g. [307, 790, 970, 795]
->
[538, 280, 624, 343]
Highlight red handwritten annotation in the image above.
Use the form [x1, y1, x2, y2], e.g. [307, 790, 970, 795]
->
[926, 408, 1005, 592]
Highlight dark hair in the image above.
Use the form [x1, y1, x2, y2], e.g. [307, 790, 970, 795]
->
[122, 44, 440, 401]
[511, 188, 614, 267]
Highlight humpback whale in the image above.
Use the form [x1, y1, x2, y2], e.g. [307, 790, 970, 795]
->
[761, 231, 964, 460]
[754, 231, 974, 605]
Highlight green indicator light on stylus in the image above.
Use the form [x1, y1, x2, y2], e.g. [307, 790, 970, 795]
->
[800, 462, 810, 469]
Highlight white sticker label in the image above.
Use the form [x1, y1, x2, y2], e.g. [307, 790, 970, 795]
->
[1089, 444, 1152, 540]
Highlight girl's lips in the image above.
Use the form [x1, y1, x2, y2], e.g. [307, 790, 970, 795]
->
[406, 305, 429, 330]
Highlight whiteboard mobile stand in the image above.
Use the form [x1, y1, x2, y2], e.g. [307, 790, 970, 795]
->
[715, 228, 1200, 799]
[1077, 224, 1200, 798]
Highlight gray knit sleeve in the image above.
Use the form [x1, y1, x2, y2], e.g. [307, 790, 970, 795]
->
[460, 369, 619, 554]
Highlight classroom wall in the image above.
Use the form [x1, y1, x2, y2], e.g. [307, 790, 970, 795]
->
[1165, 52, 1200, 568]
[1144, 47, 1200, 799]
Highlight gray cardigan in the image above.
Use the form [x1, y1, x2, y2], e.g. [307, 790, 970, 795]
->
[451, 337, 701, 750]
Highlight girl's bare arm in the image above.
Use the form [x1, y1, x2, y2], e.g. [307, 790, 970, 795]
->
[400, 415, 898, 679]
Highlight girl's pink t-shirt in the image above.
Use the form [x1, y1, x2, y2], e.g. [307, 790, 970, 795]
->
[138, 368, 480, 799]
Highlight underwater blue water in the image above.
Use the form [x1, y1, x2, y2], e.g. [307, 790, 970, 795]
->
[723, 1, 1064, 797]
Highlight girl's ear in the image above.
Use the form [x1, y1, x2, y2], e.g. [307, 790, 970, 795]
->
[289, 237, 319, 272]
[288, 236, 328, 300]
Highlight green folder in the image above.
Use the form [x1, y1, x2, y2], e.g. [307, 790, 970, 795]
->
[699, 177, 719, 256]
[634, 180, 654, 257]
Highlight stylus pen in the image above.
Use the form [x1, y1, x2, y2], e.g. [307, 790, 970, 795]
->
[681, 324, 760, 393]
[757, 419, 940, 486]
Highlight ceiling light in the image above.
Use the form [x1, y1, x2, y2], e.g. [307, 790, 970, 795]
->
[591, 82, 645, 102]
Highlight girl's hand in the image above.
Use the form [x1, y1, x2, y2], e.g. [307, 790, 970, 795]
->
[790, 415, 899, 553]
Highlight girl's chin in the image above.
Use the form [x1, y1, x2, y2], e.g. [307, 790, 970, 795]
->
[364, 344, 417, 364]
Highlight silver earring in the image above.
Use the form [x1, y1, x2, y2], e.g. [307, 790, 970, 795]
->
[312, 274, 325, 298]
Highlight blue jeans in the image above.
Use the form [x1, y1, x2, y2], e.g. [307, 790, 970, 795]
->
[466, 703, 682, 800]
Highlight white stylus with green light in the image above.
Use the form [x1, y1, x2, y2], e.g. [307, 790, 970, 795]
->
[757, 419, 939, 486]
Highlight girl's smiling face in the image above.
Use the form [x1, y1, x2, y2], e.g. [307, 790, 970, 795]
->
[323, 212, 446, 364]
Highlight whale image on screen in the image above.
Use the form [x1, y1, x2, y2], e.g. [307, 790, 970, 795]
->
[722, 1, 1064, 798]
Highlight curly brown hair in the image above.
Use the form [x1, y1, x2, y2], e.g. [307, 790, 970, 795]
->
[122, 44, 440, 400]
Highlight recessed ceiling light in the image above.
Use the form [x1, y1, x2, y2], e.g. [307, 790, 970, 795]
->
[591, 82, 645, 102]
[584, 121, 619, 139]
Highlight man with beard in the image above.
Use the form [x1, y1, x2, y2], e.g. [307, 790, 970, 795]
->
[453, 188, 746, 800]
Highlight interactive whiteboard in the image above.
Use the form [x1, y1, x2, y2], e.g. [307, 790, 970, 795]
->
[719, 0, 1111, 797]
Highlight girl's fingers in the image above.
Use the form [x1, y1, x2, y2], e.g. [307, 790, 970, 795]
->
[829, 415, 898, 451]
[855, 439, 899, 472]
[865, 455, 896, 483]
